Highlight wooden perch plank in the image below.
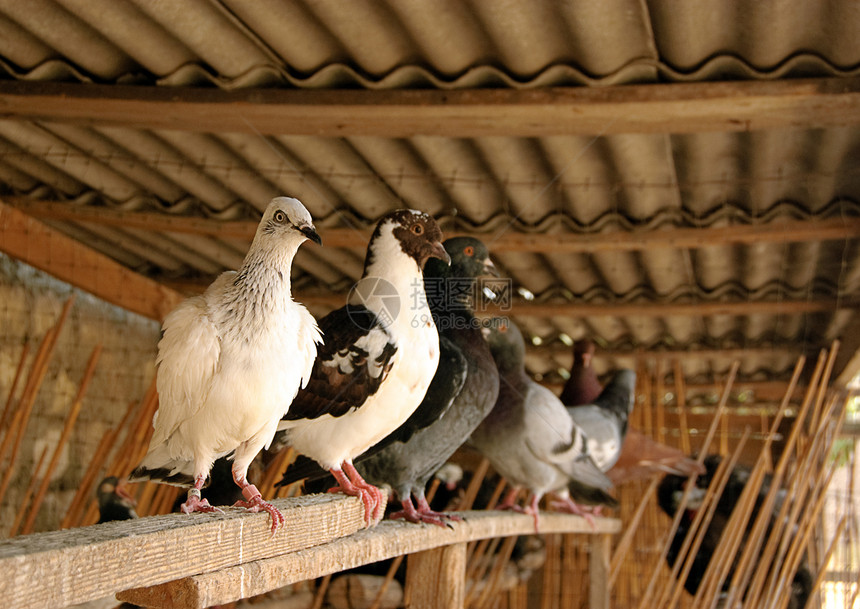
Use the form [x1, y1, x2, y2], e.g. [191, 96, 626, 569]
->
[0, 494, 369, 609]
[118, 511, 621, 609]
[0, 199, 183, 321]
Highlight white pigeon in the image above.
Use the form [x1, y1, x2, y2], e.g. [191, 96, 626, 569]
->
[130, 196, 322, 533]
[277, 209, 449, 526]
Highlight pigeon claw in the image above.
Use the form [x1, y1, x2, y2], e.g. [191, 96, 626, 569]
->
[180, 494, 223, 515]
[329, 466, 385, 527]
[233, 485, 285, 534]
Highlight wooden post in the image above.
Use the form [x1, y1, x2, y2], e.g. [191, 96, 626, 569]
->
[406, 543, 466, 609]
[589, 534, 611, 609]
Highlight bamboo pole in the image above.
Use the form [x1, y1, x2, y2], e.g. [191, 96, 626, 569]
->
[803, 516, 847, 609]
[740, 349, 835, 608]
[674, 360, 691, 455]
[608, 476, 659, 586]
[473, 535, 518, 609]
[0, 295, 74, 506]
[762, 397, 846, 609]
[61, 398, 138, 529]
[8, 445, 48, 536]
[662, 429, 750, 609]
[0, 342, 29, 432]
[20, 344, 102, 535]
[712, 354, 807, 607]
[634, 361, 738, 609]
[0, 328, 55, 465]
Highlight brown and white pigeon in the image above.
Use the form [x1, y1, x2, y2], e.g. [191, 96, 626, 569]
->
[277, 210, 449, 527]
[130, 196, 322, 533]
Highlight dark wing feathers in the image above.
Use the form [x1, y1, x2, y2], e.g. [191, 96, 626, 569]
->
[276, 333, 468, 488]
[283, 304, 397, 421]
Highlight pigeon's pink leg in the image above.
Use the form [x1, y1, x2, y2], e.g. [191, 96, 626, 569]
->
[180, 474, 223, 514]
[549, 495, 595, 529]
[390, 494, 461, 527]
[525, 493, 541, 532]
[232, 472, 285, 534]
[328, 463, 385, 526]
[496, 486, 525, 511]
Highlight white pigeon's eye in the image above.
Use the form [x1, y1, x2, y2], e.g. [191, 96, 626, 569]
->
[273, 210, 287, 224]
[411, 224, 424, 236]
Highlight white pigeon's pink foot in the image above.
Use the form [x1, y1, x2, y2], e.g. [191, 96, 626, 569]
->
[329, 464, 384, 527]
[233, 484, 284, 534]
[181, 489, 223, 514]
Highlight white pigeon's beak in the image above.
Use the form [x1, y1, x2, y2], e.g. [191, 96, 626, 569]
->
[299, 224, 322, 246]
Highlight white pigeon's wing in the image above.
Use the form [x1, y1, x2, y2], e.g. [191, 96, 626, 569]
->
[149, 294, 221, 447]
[282, 304, 397, 421]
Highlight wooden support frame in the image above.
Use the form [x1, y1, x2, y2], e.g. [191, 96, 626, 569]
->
[1, 77, 860, 137]
[0, 199, 183, 321]
[0, 490, 620, 609]
[118, 510, 619, 609]
[10, 198, 860, 254]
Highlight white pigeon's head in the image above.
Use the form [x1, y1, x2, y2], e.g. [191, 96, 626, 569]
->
[257, 196, 322, 247]
[363, 209, 450, 275]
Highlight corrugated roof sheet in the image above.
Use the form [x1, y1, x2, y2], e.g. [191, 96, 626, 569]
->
[2, 0, 860, 391]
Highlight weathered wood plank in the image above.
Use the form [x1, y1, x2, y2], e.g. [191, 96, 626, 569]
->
[405, 543, 466, 609]
[1, 78, 860, 137]
[118, 511, 621, 609]
[0, 494, 369, 609]
[589, 534, 612, 609]
[0, 199, 183, 322]
[11, 198, 860, 253]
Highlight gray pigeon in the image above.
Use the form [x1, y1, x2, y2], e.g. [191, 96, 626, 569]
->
[565, 368, 636, 473]
[470, 318, 617, 530]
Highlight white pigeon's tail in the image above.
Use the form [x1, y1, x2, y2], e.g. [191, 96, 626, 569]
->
[128, 444, 198, 488]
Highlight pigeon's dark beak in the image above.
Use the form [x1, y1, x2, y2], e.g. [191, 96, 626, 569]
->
[300, 225, 322, 246]
[115, 478, 137, 506]
[483, 257, 499, 277]
[429, 240, 451, 265]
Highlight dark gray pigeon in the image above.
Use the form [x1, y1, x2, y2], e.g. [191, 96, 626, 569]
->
[470, 318, 617, 530]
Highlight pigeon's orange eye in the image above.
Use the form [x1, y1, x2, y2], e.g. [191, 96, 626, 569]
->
[411, 224, 424, 235]
[464, 246, 474, 256]
[273, 210, 287, 224]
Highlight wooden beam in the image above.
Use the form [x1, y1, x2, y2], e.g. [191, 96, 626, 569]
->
[0, 494, 370, 609]
[1, 78, 860, 137]
[0, 199, 183, 321]
[499, 297, 859, 318]
[118, 511, 621, 609]
[528, 345, 800, 360]
[11, 198, 860, 253]
[405, 543, 466, 609]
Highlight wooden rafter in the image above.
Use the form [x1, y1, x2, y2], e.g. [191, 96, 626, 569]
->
[1, 77, 860, 137]
[0, 199, 183, 321]
[10, 198, 860, 253]
[528, 345, 800, 360]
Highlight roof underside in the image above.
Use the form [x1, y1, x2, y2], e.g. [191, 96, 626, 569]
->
[1, 0, 860, 396]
